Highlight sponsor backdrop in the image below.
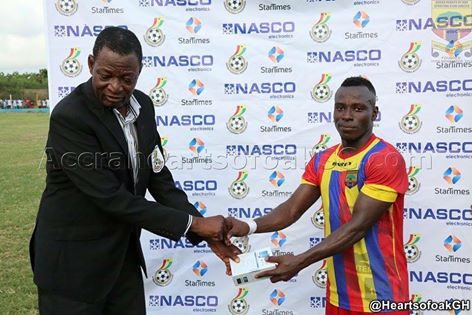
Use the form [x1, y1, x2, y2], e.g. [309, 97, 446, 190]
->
[45, 0, 471, 314]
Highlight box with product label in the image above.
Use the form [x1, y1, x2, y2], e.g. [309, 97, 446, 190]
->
[230, 247, 277, 286]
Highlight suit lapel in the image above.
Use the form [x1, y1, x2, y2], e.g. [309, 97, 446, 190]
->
[134, 94, 149, 194]
[83, 79, 129, 157]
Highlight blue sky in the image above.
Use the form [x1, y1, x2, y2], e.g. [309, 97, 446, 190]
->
[0, 0, 46, 73]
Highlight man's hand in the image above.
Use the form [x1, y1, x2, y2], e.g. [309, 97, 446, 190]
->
[207, 240, 241, 276]
[224, 216, 250, 246]
[255, 254, 303, 283]
[190, 215, 227, 241]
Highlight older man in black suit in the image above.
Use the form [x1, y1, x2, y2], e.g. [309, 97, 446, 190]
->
[30, 27, 238, 315]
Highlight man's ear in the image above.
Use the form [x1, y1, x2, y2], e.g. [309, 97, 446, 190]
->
[372, 105, 379, 120]
[88, 54, 95, 75]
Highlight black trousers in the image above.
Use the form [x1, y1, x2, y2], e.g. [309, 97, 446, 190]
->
[38, 241, 145, 315]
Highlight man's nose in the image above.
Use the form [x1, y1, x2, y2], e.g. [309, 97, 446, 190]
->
[341, 107, 353, 119]
[108, 78, 123, 92]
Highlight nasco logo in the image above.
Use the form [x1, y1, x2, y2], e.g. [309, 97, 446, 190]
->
[54, 25, 127, 37]
[224, 81, 296, 98]
[395, 79, 472, 95]
[223, 21, 295, 39]
[228, 207, 272, 219]
[139, 0, 211, 10]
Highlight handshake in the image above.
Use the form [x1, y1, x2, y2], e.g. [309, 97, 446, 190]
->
[189, 215, 253, 244]
[187, 215, 256, 277]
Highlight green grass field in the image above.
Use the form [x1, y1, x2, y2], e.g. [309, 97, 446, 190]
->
[0, 113, 49, 314]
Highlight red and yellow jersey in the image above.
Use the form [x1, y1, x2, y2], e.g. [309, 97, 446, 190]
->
[302, 134, 409, 312]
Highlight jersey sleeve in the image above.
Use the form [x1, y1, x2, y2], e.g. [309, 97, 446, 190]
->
[361, 147, 408, 202]
[301, 154, 319, 186]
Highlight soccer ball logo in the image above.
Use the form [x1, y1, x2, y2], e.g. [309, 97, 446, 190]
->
[55, 0, 78, 16]
[227, 45, 248, 74]
[310, 12, 331, 43]
[313, 262, 328, 288]
[311, 83, 332, 103]
[404, 234, 421, 263]
[399, 53, 421, 72]
[229, 171, 249, 199]
[227, 116, 247, 134]
[311, 134, 331, 156]
[229, 181, 249, 199]
[311, 207, 324, 229]
[149, 77, 168, 107]
[152, 258, 173, 286]
[60, 48, 82, 77]
[228, 288, 250, 315]
[407, 176, 420, 195]
[60, 59, 81, 77]
[144, 18, 165, 47]
[224, 0, 246, 14]
[399, 115, 421, 133]
[227, 105, 248, 134]
[231, 236, 250, 253]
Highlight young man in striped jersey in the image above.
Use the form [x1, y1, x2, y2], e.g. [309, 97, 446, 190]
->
[226, 77, 409, 314]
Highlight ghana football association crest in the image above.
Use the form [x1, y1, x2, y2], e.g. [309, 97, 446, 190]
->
[227, 45, 248, 74]
[144, 17, 165, 47]
[152, 258, 173, 286]
[311, 73, 332, 103]
[310, 12, 331, 43]
[229, 171, 249, 199]
[228, 288, 249, 315]
[406, 166, 421, 195]
[224, 0, 246, 14]
[399, 42, 422, 73]
[311, 206, 324, 229]
[404, 234, 421, 263]
[399, 104, 422, 134]
[312, 260, 328, 288]
[311, 133, 331, 156]
[149, 77, 168, 107]
[60, 48, 82, 77]
[55, 0, 78, 16]
[227, 105, 248, 134]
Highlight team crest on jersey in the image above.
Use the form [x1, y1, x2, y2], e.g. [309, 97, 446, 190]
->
[228, 288, 249, 315]
[345, 171, 358, 188]
[144, 17, 165, 47]
[310, 12, 331, 43]
[399, 42, 422, 72]
[227, 45, 248, 74]
[229, 171, 249, 199]
[399, 104, 422, 134]
[55, 0, 78, 16]
[224, 0, 246, 14]
[311, 206, 324, 229]
[404, 234, 421, 263]
[149, 77, 168, 107]
[152, 258, 173, 286]
[311, 73, 332, 103]
[60, 48, 82, 77]
[312, 260, 328, 288]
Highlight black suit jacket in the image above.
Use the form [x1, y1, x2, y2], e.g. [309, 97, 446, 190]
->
[30, 79, 202, 302]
